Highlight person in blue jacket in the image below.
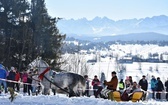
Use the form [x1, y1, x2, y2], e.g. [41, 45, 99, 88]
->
[151, 75, 157, 99]
[0, 64, 8, 93]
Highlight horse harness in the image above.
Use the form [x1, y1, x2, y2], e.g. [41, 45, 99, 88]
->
[36, 67, 70, 94]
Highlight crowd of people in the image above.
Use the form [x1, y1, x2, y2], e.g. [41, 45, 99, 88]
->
[84, 71, 168, 101]
[0, 64, 40, 96]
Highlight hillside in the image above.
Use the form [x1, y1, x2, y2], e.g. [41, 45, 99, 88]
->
[66, 32, 168, 42]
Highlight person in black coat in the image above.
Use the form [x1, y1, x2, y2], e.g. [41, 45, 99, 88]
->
[165, 79, 168, 101]
[139, 75, 148, 91]
[156, 77, 164, 100]
[7, 67, 16, 90]
[138, 75, 148, 100]
[27, 72, 33, 96]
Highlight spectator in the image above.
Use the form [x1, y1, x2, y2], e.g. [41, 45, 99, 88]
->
[0, 64, 8, 93]
[156, 77, 164, 100]
[92, 75, 100, 97]
[15, 68, 20, 92]
[22, 70, 28, 95]
[125, 78, 131, 88]
[119, 79, 125, 91]
[129, 76, 133, 86]
[151, 75, 157, 99]
[83, 75, 90, 97]
[165, 78, 168, 101]
[138, 75, 148, 100]
[139, 75, 148, 91]
[27, 72, 33, 95]
[32, 70, 40, 95]
[100, 72, 106, 88]
[7, 67, 16, 90]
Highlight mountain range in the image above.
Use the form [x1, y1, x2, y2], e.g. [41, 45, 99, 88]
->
[57, 15, 168, 42]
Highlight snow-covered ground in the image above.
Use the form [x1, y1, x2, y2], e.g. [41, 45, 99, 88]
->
[0, 93, 168, 105]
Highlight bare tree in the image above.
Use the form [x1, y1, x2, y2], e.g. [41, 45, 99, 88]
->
[61, 54, 90, 76]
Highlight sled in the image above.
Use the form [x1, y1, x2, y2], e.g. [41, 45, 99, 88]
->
[130, 91, 144, 102]
[108, 91, 122, 102]
[109, 91, 144, 102]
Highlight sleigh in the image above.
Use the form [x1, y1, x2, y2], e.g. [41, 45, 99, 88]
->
[108, 91, 144, 102]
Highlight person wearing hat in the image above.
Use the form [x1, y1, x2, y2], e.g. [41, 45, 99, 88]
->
[92, 75, 100, 97]
[138, 75, 148, 100]
[104, 71, 118, 91]
[7, 67, 16, 90]
[156, 77, 164, 100]
[94, 71, 118, 98]
[139, 75, 148, 91]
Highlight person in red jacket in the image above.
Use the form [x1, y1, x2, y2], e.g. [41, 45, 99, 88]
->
[92, 75, 100, 97]
[15, 69, 20, 92]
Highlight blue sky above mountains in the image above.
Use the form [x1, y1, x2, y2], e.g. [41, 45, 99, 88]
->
[45, 0, 168, 20]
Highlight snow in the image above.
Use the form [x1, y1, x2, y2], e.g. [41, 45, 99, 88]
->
[1, 44, 168, 104]
[0, 93, 167, 105]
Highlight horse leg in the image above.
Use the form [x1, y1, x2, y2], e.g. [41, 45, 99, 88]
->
[73, 86, 80, 96]
[68, 87, 76, 97]
[43, 88, 50, 95]
[52, 88, 56, 95]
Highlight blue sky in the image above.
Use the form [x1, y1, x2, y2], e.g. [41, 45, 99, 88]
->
[45, 0, 168, 20]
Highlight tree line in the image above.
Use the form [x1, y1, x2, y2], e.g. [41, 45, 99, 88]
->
[0, 0, 65, 71]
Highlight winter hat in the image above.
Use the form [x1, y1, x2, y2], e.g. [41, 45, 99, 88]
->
[142, 75, 146, 77]
[112, 71, 116, 74]
[11, 67, 15, 70]
[94, 75, 97, 78]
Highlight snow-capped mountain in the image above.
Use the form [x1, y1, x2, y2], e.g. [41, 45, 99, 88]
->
[57, 15, 168, 36]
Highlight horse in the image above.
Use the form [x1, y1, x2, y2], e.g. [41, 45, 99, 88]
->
[28, 58, 86, 97]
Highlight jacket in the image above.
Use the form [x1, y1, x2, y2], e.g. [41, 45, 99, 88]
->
[15, 72, 20, 81]
[139, 79, 148, 91]
[165, 80, 168, 92]
[0, 68, 7, 79]
[151, 78, 157, 89]
[156, 80, 164, 91]
[105, 76, 118, 91]
[7, 71, 16, 80]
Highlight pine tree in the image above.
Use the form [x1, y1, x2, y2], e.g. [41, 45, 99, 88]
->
[0, 0, 30, 69]
[30, 0, 65, 70]
[0, 0, 65, 71]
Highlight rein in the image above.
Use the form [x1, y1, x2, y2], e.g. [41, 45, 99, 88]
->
[43, 75, 70, 94]
[38, 67, 70, 94]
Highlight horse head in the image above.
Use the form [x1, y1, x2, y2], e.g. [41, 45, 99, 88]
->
[28, 57, 51, 95]
[28, 57, 49, 74]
